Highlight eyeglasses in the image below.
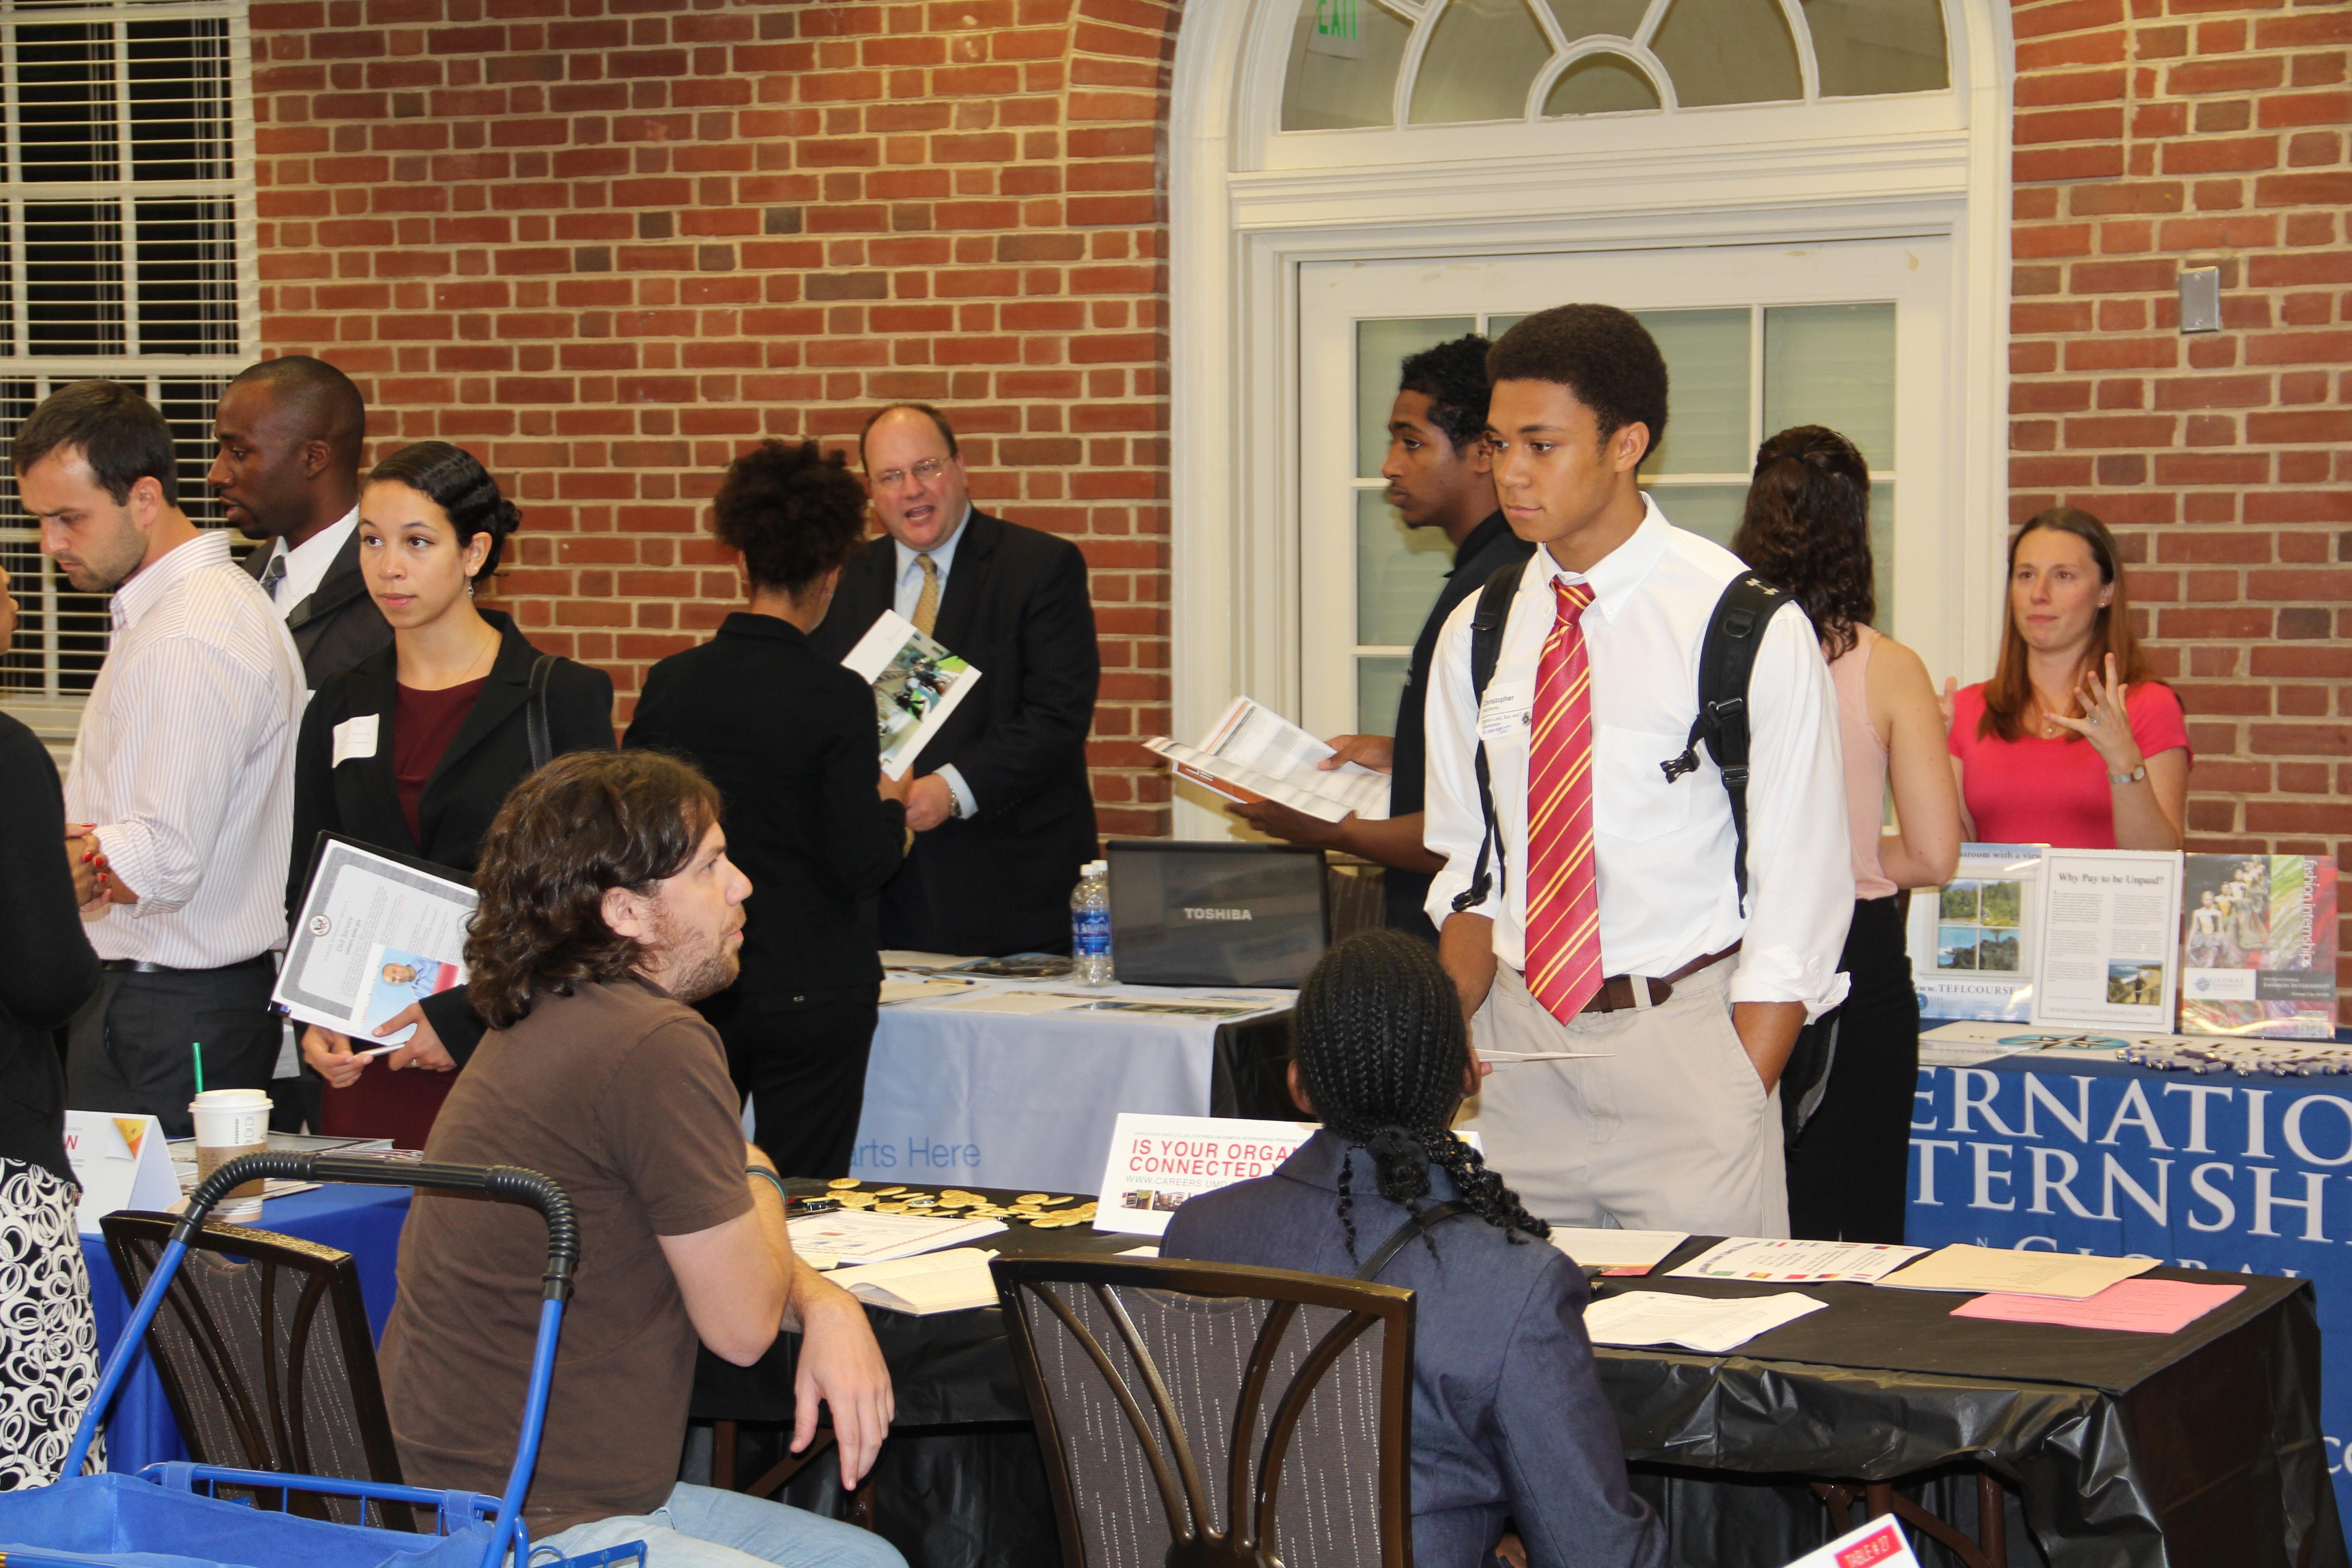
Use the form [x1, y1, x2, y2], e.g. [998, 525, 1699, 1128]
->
[873, 457, 947, 490]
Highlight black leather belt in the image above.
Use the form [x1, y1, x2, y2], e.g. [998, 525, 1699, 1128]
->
[1579, 942, 1741, 1014]
[99, 955, 274, 976]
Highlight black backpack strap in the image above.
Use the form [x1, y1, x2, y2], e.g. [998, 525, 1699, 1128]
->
[1450, 564, 1527, 916]
[1657, 573, 1795, 913]
[1353, 1200, 1471, 1282]
[526, 652, 557, 773]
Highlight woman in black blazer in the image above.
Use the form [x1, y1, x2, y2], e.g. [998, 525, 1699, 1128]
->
[291, 442, 612, 1120]
[625, 439, 911, 1177]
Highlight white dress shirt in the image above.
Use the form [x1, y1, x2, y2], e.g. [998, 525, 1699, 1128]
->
[65, 530, 308, 969]
[258, 505, 358, 613]
[1422, 496, 1854, 1018]
[889, 505, 977, 818]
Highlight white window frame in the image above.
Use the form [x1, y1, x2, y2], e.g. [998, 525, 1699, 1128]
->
[0, 0, 258, 744]
[1168, 0, 2012, 838]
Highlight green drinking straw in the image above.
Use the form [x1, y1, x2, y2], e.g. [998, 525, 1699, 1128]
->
[192, 1041, 204, 1096]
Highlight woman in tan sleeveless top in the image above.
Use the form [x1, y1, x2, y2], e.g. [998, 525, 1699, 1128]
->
[1733, 426, 1961, 1243]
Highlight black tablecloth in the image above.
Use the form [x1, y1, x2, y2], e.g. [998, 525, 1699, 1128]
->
[696, 1209, 2342, 1568]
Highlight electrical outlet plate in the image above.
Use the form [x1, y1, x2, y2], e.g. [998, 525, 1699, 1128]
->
[2179, 266, 2221, 333]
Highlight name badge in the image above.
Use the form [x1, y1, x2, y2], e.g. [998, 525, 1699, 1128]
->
[1477, 677, 1534, 740]
[333, 714, 379, 766]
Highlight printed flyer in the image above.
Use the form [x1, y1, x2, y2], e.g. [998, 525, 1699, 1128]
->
[2177, 853, 2337, 1039]
[2029, 848, 2183, 1031]
[1909, 844, 2046, 1022]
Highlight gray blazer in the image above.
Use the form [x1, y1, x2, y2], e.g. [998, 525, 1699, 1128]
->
[243, 530, 392, 690]
[1161, 1131, 1665, 1568]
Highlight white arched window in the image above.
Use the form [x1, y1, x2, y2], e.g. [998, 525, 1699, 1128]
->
[1170, 0, 2010, 833]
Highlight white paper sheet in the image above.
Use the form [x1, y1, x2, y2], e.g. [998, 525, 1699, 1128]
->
[1549, 1228, 1687, 1274]
[788, 1209, 1008, 1268]
[831, 1248, 1002, 1314]
[1145, 696, 1389, 823]
[1583, 1290, 1828, 1354]
[1668, 1236, 1925, 1285]
[1873, 1243, 2160, 1299]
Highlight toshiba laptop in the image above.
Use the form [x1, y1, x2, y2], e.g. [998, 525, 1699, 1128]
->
[1106, 840, 1328, 989]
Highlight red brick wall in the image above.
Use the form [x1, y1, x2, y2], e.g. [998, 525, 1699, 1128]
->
[2004, 0, 2352, 1016]
[249, 0, 1178, 836]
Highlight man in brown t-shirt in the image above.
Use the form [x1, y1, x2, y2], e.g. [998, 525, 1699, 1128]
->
[378, 750, 906, 1568]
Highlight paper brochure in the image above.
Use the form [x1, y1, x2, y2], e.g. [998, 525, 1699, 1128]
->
[1875, 1243, 2158, 1300]
[1582, 1290, 1827, 1354]
[832, 1249, 1003, 1315]
[276, 838, 475, 1039]
[1668, 1237, 1924, 1285]
[1910, 844, 2045, 1023]
[840, 610, 982, 780]
[788, 1208, 1006, 1269]
[2178, 853, 2337, 1039]
[1146, 696, 1390, 824]
[1549, 1228, 1686, 1275]
[2029, 848, 2183, 1030]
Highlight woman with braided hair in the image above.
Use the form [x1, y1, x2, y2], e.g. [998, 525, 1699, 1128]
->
[1731, 425, 1960, 1243]
[1162, 930, 1663, 1568]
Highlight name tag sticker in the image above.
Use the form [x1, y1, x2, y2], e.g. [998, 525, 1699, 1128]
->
[1477, 677, 1534, 740]
[332, 714, 379, 766]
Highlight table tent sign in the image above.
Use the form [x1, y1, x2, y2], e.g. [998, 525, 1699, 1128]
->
[1095, 1112, 1482, 1237]
[63, 1109, 177, 1235]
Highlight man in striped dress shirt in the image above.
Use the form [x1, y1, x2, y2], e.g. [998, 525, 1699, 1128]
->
[23, 381, 306, 1138]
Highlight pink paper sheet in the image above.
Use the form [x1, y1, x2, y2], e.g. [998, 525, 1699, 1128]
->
[1949, 1279, 2244, 1335]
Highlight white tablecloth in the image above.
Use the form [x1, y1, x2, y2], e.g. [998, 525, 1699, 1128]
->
[847, 972, 1294, 1195]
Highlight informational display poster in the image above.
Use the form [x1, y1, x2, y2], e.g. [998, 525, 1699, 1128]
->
[275, 837, 475, 1037]
[1909, 844, 2045, 1022]
[2029, 849, 2183, 1031]
[2177, 853, 2337, 1039]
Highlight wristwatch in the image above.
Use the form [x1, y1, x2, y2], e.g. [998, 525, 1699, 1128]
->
[2108, 763, 2148, 786]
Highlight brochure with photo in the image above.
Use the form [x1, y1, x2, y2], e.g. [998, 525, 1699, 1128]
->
[358, 944, 464, 1045]
[2029, 848, 2183, 1031]
[1908, 845, 2046, 1022]
[276, 836, 475, 1038]
[839, 609, 982, 780]
[2177, 854, 2337, 1039]
[1145, 696, 1390, 825]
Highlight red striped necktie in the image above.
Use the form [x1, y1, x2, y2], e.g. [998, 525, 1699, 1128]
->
[1525, 578, 1604, 1024]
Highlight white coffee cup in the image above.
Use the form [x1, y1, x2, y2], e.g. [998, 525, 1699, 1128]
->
[189, 1088, 272, 1216]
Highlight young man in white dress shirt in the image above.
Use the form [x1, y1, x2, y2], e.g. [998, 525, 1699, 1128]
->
[1422, 306, 1853, 1238]
[24, 380, 308, 1137]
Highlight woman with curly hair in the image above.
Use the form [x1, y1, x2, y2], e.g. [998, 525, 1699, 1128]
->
[625, 440, 912, 1178]
[290, 441, 613, 1138]
[1162, 930, 1663, 1568]
[1731, 426, 1960, 1243]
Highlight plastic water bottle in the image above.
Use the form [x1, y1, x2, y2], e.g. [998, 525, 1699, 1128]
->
[1071, 859, 1114, 985]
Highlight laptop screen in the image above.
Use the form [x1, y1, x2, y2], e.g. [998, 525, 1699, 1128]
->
[1106, 841, 1328, 989]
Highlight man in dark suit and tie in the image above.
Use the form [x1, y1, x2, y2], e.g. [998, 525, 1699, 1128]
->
[212, 355, 388, 1129]
[213, 356, 389, 690]
[813, 403, 1100, 957]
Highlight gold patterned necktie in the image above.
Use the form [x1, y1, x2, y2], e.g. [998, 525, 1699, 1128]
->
[912, 553, 940, 636]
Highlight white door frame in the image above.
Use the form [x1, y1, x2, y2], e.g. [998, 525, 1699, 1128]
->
[1167, 0, 2014, 835]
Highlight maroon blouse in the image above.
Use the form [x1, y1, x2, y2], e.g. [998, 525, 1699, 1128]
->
[392, 676, 488, 847]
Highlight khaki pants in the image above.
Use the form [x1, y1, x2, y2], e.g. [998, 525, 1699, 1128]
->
[1459, 957, 1788, 1237]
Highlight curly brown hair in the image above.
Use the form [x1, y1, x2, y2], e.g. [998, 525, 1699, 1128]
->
[714, 439, 870, 596]
[464, 750, 722, 1029]
[1730, 425, 1874, 661]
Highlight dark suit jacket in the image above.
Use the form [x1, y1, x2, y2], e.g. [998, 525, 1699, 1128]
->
[1162, 1133, 1666, 1568]
[243, 528, 393, 690]
[288, 609, 615, 1063]
[1388, 512, 1535, 941]
[624, 612, 907, 998]
[0, 714, 100, 1183]
[813, 510, 1099, 956]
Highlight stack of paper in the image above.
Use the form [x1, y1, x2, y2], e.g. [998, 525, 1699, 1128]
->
[1549, 1228, 1686, 1276]
[831, 1249, 1003, 1315]
[1668, 1237, 1924, 1285]
[789, 1208, 1008, 1269]
[1146, 697, 1390, 824]
[1949, 1279, 2241, 1335]
[1583, 1291, 1827, 1354]
[1875, 1244, 2157, 1300]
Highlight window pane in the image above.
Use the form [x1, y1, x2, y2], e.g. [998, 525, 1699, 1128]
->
[1543, 0, 1651, 39]
[1870, 478, 1893, 634]
[1802, 0, 1949, 96]
[17, 23, 123, 183]
[129, 19, 234, 181]
[1762, 301, 1896, 470]
[1358, 655, 1411, 738]
[134, 196, 239, 354]
[1358, 316, 1474, 477]
[1646, 483, 1746, 550]
[1634, 307, 1748, 476]
[1357, 486, 1456, 645]
[1650, 0, 1802, 106]
[1543, 54, 1663, 116]
[1283, 0, 1413, 130]
[27, 201, 126, 355]
[1409, 0, 1551, 125]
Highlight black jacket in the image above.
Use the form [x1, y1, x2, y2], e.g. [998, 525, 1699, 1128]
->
[0, 714, 101, 1182]
[625, 612, 907, 996]
[289, 609, 614, 1063]
[243, 528, 393, 690]
[813, 510, 1100, 956]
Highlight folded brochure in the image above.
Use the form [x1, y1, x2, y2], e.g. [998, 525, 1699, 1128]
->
[1874, 1243, 2158, 1300]
[1147, 696, 1388, 824]
[840, 610, 982, 781]
[830, 1248, 1002, 1315]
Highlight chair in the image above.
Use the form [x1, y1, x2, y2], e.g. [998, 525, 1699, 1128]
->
[991, 1254, 1416, 1568]
[99, 1211, 411, 1531]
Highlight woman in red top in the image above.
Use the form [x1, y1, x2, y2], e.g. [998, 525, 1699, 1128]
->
[1946, 507, 2189, 850]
